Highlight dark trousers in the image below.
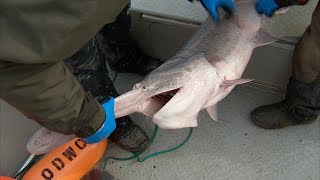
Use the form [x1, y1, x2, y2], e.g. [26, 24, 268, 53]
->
[292, 1, 320, 83]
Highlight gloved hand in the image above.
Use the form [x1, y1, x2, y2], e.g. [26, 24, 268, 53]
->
[256, 0, 308, 17]
[83, 97, 116, 144]
[188, 0, 236, 21]
[255, 0, 280, 17]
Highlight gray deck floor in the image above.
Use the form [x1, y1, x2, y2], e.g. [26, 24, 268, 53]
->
[1, 72, 319, 179]
[101, 72, 320, 180]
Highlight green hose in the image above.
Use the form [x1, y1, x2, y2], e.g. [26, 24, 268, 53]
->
[103, 126, 193, 170]
[105, 73, 193, 170]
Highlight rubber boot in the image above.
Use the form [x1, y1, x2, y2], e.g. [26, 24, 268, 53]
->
[251, 2, 320, 129]
[97, 4, 163, 76]
[251, 77, 320, 129]
[64, 37, 149, 153]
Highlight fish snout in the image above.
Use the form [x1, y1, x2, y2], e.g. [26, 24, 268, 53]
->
[114, 88, 145, 118]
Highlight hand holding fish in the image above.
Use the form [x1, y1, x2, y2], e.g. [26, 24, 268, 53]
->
[256, 0, 308, 17]
[114, 0, 280, 129]
[188, 0, 236, 21]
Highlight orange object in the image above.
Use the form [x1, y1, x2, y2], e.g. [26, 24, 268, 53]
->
[22, 138, 107, 180]
[0, 176, 15, 180]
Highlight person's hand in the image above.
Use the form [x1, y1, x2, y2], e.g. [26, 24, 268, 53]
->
[83, 97, 116, 144]
[256, 0, 308, 17]
[255, 0, 280, 17]
[188, 0, 236, 21]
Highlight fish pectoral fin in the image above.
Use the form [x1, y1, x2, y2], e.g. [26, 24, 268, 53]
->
[221, 78, 253, 87]
[254, 30, 277, 48]
[206, 104, 219, 121]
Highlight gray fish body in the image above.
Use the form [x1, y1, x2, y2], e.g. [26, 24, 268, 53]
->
[26, 0, 279, 154]
[115, 0, 276, 129]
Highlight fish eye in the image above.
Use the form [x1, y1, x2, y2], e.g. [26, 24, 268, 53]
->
[133, 83, 140, 88]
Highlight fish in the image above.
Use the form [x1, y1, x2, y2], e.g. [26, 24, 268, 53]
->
[27, 0, 278, 154]
[114, 0, 277, 129]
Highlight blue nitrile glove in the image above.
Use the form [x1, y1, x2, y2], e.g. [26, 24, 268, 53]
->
[256, 0, 308, 17]
[83, 97, 116, 144]
[188, 0, 236, 21]
[255, 0, 279, 17]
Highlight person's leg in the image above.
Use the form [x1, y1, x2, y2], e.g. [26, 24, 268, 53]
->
[251, 2, 320, 129]
[97, 4, 163, 76]
[0, 0, 128, 138]
[64, 37, 149, 153]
